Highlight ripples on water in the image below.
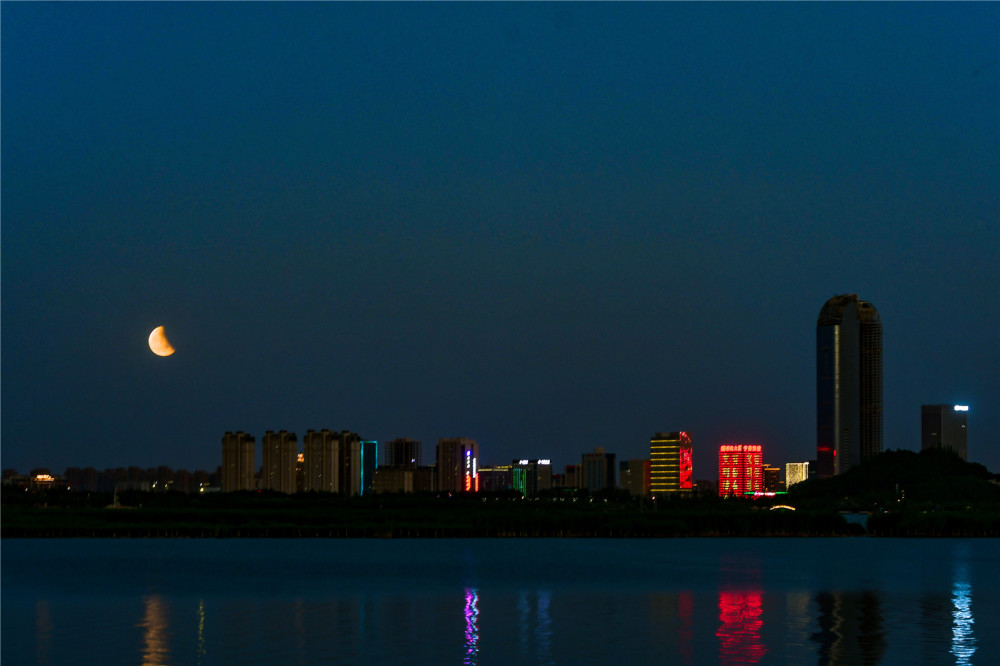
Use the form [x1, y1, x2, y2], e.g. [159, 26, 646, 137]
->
[2, 539, 996, 665]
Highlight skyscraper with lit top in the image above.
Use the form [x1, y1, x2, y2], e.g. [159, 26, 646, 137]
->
[817, 294, 883, 477]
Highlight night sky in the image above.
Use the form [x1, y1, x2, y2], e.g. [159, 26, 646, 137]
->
[3, 3, 998, 476]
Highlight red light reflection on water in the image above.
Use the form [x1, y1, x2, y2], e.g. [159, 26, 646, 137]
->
[716, 590, 767, 664]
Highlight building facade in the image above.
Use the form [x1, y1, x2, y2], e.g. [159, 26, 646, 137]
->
[437, 438, 479, 492]
[580, 448, 616, 491]
[302, 429, 339, 493]
[383, 438, 422, 468]
[762, 464, 782, 493]
[221, 431, 255, 492]
[817, 294, 883, 477]
[261, 430, 297, 493]
[649, 432, 694, 496]
[512, 459, 552, 497]
[718, 444, 763, 497]
[921, 405, 969, 460]
[785, 462, 810, 488]
[619, 458, 651, 497]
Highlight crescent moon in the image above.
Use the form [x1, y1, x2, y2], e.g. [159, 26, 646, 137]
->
[148, 326, 176, 357]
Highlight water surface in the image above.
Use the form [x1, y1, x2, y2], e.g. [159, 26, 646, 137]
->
[2, 538, 996, 664]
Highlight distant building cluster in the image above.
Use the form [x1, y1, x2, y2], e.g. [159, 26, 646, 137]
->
[9, 293, 974, 497]
[1, 466, 219, 494]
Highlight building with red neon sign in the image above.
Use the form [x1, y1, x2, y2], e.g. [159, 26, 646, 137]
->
[650, 432, 694, 496]
[436, 438, 479, 493]
[717, 444, 763, 497]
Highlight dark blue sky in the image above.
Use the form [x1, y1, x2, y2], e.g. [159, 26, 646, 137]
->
[3, 3, 998, 475]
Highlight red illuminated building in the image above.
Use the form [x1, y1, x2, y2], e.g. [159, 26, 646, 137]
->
[717, 444, 763, 496]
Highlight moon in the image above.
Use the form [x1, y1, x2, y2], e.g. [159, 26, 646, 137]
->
[148, 326, 176, 357]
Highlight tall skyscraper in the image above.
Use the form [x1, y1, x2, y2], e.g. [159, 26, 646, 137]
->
[649, 432, 693, 496]
[816, 294, 883, 477]
[302, 429, 339, 493]
[221, 431, 255, 492]
[437, 438, 479, 492]
[580, 447, 616, 490]
[718, 444, 763, 497]
[921, 405, 969, 460]
[261, 430, 297, 493]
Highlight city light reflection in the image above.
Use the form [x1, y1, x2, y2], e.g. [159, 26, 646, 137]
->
[717, 590, 767, 664]
[951, 562, 976, 664]
[195, 599, 206, 666]
[138, 595, 171, 666]
[464, 588, 479, 665]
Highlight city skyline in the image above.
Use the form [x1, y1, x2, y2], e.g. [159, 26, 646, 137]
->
[3, 3, 998, 474]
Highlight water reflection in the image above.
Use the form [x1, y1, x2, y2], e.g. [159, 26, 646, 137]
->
[812, 591, 886, 665]
[513, 589, 554, 664]
[717, 590, 767, 664]
[951, 557, 976, 664]
[195, 599, 207, 666]
[138, 595, 171, 666]
[464, 588, 479, 665]
[35, 599, 53, 666]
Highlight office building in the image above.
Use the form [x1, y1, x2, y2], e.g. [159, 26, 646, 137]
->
[921, 405, 969, 460]
[563, 464, 580, 489]
[261, 430, 297, 493]
[512, 459, 552, 497]
[339, 435, 376, 496]
[817, 294, 883, 476]
[437, 438, 479, 492]
[619, 458, 651, 497]
[221, 431, 255, 492]
[718, 444, 763, 497]
[384, 438, 422, 468]
[580, 448, 616, 491]
[785, 462, 810, 488]
[477, 465, 513, 492]
[302, 429, 339, 493]
[762, 464, 782, 493]
[649, 432, 694, 496]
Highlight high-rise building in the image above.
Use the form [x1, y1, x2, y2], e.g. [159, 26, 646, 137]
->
[785, 462, 810, 488]
[817, 294, 883, 477]
[649, 432, 694, 496]
[762, 464, 782, 493]
[221, 431, 255, 492]
[302, 429, 339, 493]
[580, 448, 616, 490]
[921, 405, 969, 460]
[718, 444, 763, 497]
[563, 464, 580, 488]
[437, 438, 479, 492]
[619, 458, 652, 497]
[339, 433, 376, 496]
[477, 465, 512, 492]
[512, 459, 552, 497]
[384, 438, 422, 468]
[261, 430, 297, 493]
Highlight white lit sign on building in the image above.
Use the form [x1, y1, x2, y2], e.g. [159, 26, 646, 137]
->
[954, 405, 969, 411]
